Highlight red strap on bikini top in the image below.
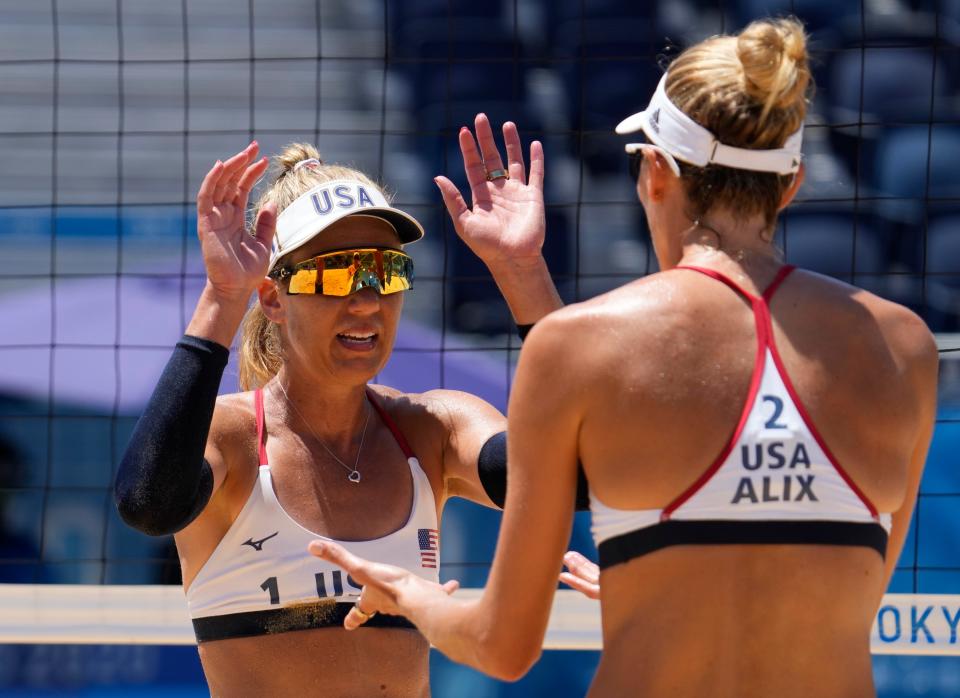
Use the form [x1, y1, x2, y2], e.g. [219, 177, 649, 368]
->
[675, 264, 795, 303]
[674, 264, 795, 355]
[253, 387, 417, 465]
[254, 388, 268, 465]
[670, 264, 879, 519]
[365, 389, 416, 460]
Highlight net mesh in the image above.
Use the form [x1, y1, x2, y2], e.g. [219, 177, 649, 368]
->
[0, 0, 958, 652]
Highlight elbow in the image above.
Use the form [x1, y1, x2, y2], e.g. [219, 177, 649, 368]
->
[484, 645, 541, 683]
[114, 489, 175, 537]
[113, 455, 213, 537]
[476, 628, 542, 682]
[113, 480, 191, 538]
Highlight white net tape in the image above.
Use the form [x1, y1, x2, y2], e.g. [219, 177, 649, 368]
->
[1, 586, 957, 655]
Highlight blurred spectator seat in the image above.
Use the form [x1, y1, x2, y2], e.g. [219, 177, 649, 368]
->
[830, 47, 949, 126]
[387, 0, 508, 60]
[552, 18, 661, 173]
[780, 212, 885, 280]
[874, 126, 960, 226]
[924, 215, 960, 330]
[734, 0, 859, 34]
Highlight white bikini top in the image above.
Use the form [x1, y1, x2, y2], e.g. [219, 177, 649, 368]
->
[590, 266, 892, 570]
[186, 389, 439, 641]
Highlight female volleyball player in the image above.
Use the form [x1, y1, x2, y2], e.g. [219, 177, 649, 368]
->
[312, 18, 939, 697]
[114, 116, 584, 696]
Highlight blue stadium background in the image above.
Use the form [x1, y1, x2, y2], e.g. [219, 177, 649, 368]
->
[0, 0, 958, 695]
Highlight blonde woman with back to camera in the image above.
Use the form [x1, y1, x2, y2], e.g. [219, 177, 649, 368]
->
[311, 18, 939, 697]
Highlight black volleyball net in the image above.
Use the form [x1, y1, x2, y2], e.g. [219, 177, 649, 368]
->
[0, 0, 958, 660]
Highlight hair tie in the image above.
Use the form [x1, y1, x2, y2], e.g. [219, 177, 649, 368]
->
[293, 158, 322, 173]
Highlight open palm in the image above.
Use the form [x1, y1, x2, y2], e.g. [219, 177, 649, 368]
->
[308, 540, 460, 630]
[196, 141, 276, 300]
[436, 114, 546, 268]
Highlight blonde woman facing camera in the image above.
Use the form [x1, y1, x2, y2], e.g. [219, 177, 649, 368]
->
[115, 119, 591, 696]
[312, 19, 938, 698]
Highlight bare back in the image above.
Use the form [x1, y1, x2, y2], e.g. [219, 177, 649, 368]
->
[569, 265, 937, 697]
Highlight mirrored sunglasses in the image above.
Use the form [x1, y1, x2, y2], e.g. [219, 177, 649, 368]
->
[626, 142, 682, 182]
[268, 248, 414, 296]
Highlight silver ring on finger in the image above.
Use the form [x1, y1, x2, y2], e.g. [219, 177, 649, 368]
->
[485, 168, 509, 181]
[354, 603, 377, 622]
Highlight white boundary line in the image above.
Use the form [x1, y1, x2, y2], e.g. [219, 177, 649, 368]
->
[936, 333, 960, 355]
[0, 586, 957, 655]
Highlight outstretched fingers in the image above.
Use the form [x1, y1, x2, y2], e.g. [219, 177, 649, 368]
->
[344, 603, 373, 631]
[311, 540, 392, 631]
[213, 142, 259, 202]
[474, 113, 505, 175]
[237, 156, 269, 195]
[502, 121, 526, 183]
[196, 160, 225, 213]
[559, 551, 600, 600]
[528, 140, 545, 193]
[434, 176, 471, 231]
[458, 126, 489, 201]
[563, 551, 599, 583]
[309, 540, 371, 585]
[252, 200, 277, 249]
[233, 156, 270, 210]
[558, 571, 599, 599]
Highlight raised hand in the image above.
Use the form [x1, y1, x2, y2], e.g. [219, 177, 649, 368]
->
[308, 540, 460, 630]
[196, 141, 276, 301]
[559, 551, 600, 600]
[435, 114, 546, 270]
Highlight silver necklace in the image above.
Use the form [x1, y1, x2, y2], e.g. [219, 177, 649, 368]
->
[275, 381, 371, 484]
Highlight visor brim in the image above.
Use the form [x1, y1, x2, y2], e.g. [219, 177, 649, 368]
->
[615, 111, 647, 135]
[269, 206, 424, 272]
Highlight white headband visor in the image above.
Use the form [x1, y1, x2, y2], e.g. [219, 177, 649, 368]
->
[270, 179, 424, 269]
[615, 74, 803, 175]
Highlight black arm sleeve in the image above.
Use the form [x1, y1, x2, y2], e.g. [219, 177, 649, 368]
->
[478, 431, 590, 511]
[114, 335, 228, 536]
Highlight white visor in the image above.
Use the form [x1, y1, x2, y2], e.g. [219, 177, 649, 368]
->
[270, 179, 424, 269]
[615, 74, 803, 175]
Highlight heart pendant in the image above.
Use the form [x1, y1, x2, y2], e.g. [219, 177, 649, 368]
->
[348, 470, 361, 483]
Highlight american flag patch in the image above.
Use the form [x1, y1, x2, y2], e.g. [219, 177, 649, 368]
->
[417, 528, 439, 568]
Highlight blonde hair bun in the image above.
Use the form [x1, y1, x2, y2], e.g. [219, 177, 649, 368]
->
[275, 142, 324, 175]
[736, 18, 810, 121]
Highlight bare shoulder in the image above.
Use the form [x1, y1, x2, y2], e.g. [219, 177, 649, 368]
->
[859, 289, 937, 362]
[366, 384, 503, 436]
[210, 391, 256, 436]
[796, 270, 938, 373]
[855, 286, 939, 388]
[524, 273, 689, 363]
[365, 384, 500, 491]
[207, 391, 259, 468]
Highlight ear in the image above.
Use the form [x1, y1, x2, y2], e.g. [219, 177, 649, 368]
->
[778, 163, 805, 211]
[258, 277, 285, 324]
[640, 149, 675, 204]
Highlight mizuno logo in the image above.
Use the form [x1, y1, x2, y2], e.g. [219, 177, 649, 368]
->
[242, 531, 279, 551]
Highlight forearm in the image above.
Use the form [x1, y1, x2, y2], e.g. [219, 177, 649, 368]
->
[406, 593, 483, 665]
[403, 590, 529, 680]
[486, 256, 562, 325]
[114, 335, 227, 535]
[185, 282, 253, 348]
